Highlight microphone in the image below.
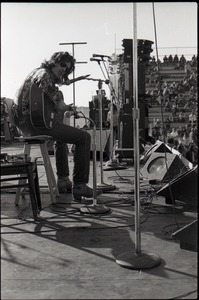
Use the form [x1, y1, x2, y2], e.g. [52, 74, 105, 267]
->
[90, 58, 102, 62]
[93, 54, 111, 59]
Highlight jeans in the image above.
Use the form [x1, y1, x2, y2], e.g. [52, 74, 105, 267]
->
[15, 116, 91, 184]
[54, 141, 70, 178]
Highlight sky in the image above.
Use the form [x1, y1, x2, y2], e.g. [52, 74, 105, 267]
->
[1, 2, 198, 107]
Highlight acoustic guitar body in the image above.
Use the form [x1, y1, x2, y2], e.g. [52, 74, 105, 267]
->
[29, 83, 59, 129]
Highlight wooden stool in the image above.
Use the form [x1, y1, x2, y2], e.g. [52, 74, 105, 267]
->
[15, 135, 59, 205]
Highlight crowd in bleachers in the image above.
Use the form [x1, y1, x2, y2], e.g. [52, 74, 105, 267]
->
[146, 54, 198, 165]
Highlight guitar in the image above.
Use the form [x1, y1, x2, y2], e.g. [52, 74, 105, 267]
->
[29, 75, 90, 129]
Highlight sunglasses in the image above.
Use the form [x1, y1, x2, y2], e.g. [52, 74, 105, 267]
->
[59, 61, 68, 68]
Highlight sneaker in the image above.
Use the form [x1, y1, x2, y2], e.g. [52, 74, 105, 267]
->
[72, 184, 103, 201]
[57, 177, 72, 193]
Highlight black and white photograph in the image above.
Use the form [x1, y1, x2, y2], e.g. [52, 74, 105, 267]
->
[1, 2, 198, 299]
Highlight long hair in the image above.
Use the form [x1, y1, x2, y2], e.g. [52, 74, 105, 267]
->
[41, 51, 75, 83]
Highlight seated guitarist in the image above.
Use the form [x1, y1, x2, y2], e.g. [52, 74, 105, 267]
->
[14, 51, 102, 201]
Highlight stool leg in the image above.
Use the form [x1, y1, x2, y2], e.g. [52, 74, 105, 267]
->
[15, 143, 31, 206]
[34, 164, 42, 211]
[27, 163, 39, 220]
[40, 142, 59, 204]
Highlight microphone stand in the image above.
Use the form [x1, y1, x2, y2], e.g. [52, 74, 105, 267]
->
[79, 115, 111, 214]
[115, 3, 161, 269]
[86, 77, 116, 192]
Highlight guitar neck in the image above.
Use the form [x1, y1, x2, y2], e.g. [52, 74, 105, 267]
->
[68, 74, 90, 84]
[69, 77, 83, 84]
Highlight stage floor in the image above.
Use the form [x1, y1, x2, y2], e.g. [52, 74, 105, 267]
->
[1, 142, 198, 299]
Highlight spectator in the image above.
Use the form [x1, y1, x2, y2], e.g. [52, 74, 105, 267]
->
[168, 84, 175, 100]
[163, 55, 168, 65]
[185, 143, 197, 164]
[183, 131, 191, 148]
[168, 113, 174, 122]
[178, 109, 186, 122]
[188, 110, 197, 125]
[167, 137, 175, 148]
[152, 119, 161, 141]
[171, 103, 178, 116]
[179, 55, 186, 69]
[191, 55, 197, 67]
[185, 61, 192, 76]
[173, 54, 179, 68]
[192, 126, 198, 144]
[154, 118, 161, 127]
[177, 93, 185, 106]
[162, 83, 170, 104]
[169, 127, 178, 139]
[189, 127, 195, 143]
[165, 118, 171, 132]
[168, 54, 173, 64]
[176, 141, 186, 156]
[177, 126, 184, 140]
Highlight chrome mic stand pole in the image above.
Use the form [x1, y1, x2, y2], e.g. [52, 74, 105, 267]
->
[97, 79, 116, 191]
[80, 116, 111, 214]
[116, 3, 161, 269]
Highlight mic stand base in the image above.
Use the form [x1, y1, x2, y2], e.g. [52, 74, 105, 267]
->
[80, 203, 111, 214]
[103, 159, 127, 171]
[97, 182, 116, 192]
[116, 251, 161, 270]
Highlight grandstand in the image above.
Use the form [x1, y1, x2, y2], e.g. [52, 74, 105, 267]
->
[146, 56, 197, 130]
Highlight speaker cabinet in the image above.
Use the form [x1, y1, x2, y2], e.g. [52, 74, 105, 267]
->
[124, 62, 146, 97]
[156, 165, 198, 208]
[172, 219, 198, 252]
[119, 101, 148, 148]
[140, 152, 186, 182]
[142, 140, 172, 163]
[142, 141, 193, 169]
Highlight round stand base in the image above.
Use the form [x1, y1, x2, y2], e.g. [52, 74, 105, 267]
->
[103, 160, 127, 171]
[80, 204, 111, 214]
[97, 182, 116, 192]
[103, 165, 127, 171]
[116, 251, 161, 270]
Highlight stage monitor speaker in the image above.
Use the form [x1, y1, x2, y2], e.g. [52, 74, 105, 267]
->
[142, 141, 193, 169]
[172, 219, 198, 252]
[156, 165, 198, 208]
[171, 147, 193, 169]
[140, 152, 186, 182]
[142, 140, 172, 163]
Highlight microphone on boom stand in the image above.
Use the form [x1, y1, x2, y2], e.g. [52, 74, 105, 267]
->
[93, 54, 111, 59]
[90, 58, 102, 63]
